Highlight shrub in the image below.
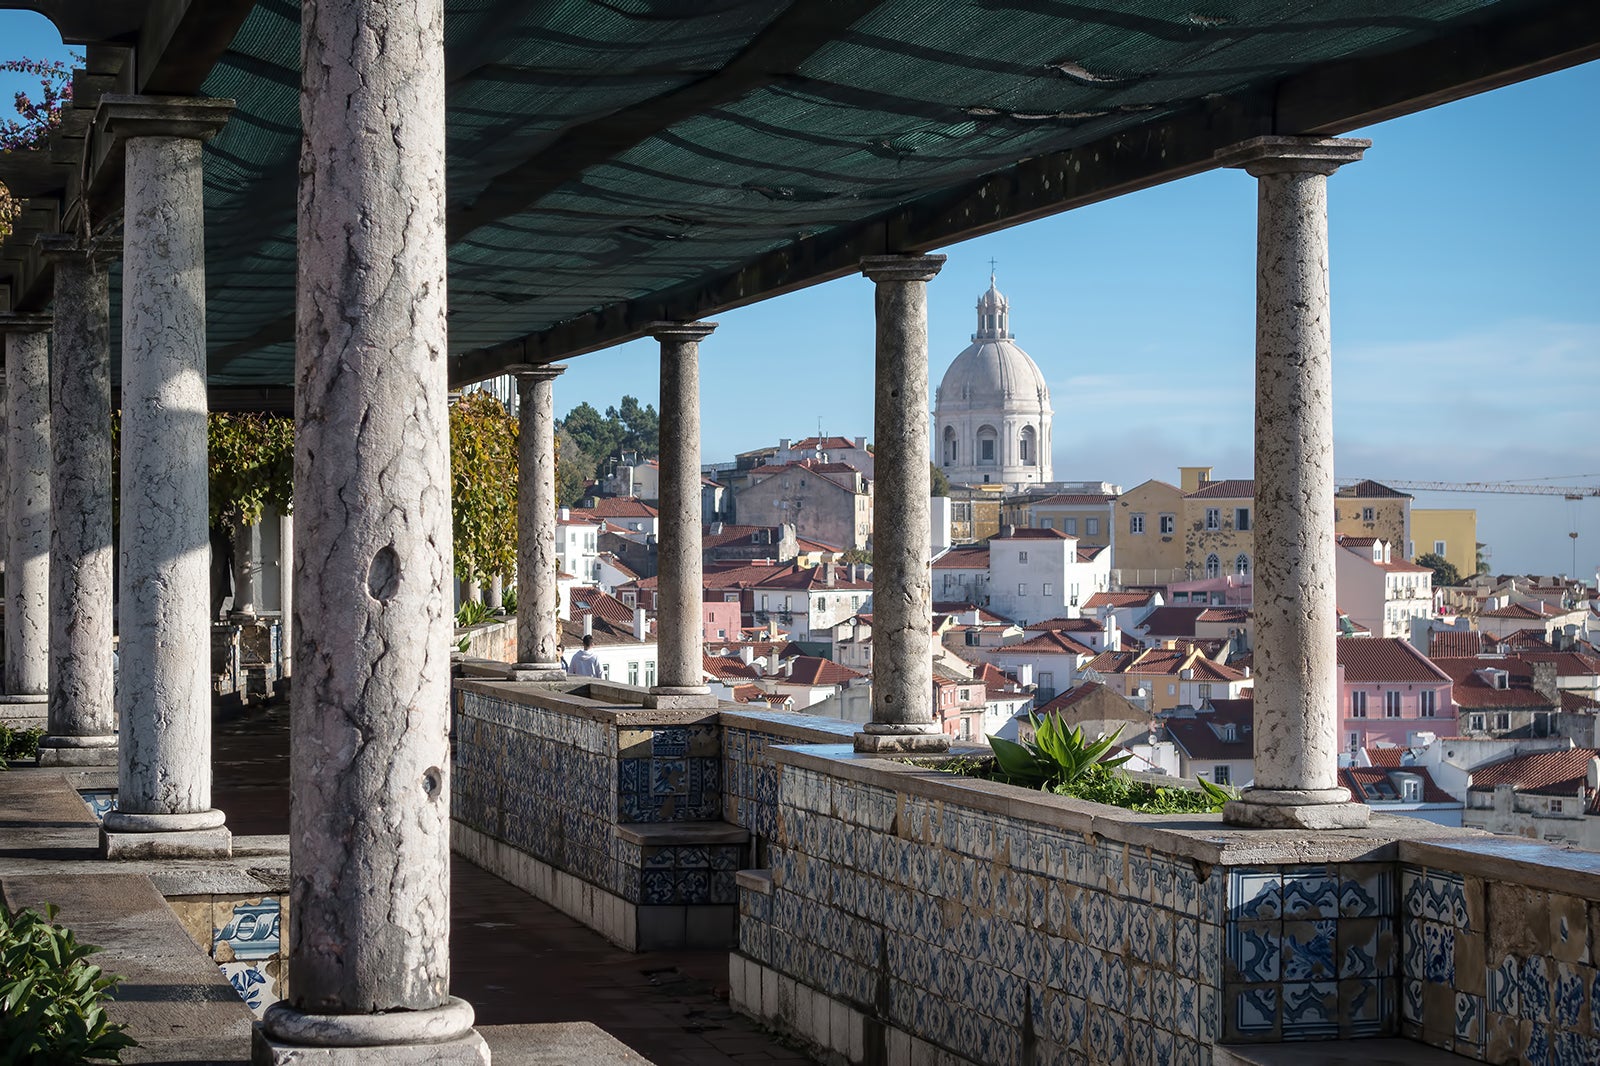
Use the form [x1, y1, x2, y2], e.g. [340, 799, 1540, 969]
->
[0, 725, 45, 767]
[455, 600, 492, 628]
[0, 903, 136, 1063]
[987, 713, 1130, 789]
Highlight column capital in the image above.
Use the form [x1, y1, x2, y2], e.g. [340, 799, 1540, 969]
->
[861, 253, 946, 284]
[36, 233, 118, 265]
[93, 94, 234, 151]
[509, 362, 568, 382]
[1214, 135, 1369, 177]
[0, 312, 53, 333]
[645, 320, 717, 342]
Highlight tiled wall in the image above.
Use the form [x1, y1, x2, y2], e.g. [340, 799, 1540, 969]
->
[169, 893, 287, 1017]
[1401, 858, 1600, 1065]
[734, 753, 1407, 1065]
[722, 711, 856, 844]
[452, 684, 728, 905]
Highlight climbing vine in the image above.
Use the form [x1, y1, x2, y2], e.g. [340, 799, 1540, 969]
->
[450, 390, 520, 584]
[208, 413, 295, 526]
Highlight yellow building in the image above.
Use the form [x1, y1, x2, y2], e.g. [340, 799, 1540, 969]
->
[1001, 491, 1117, 548]
[1111, 479, 1186, 582]
[1412, 508, 1478, 580]
[1182, 476, 1256, 579]
[1333, 480, 1412, 555]
[947, 484, 1005, 544]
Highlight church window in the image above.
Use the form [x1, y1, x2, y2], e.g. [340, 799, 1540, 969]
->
[1019, 425, 1037, 466]
[1235, 553, 1250, 577]
[977, 426, 998, 464]
[943, 426, 957, 465]
[1205, 554, 1220, 579]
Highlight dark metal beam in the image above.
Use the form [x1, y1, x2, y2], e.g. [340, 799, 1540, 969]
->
[447, 0, 1600, 386]
[134, 0, 257, 95]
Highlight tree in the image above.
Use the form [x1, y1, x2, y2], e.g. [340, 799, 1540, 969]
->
[607, 395, 659, 457]
[450, 391, 520, 584]
[930, 463, 950, 498]
[208, 413, 295, 526]
[558, 402, 622, 468]
[0, 57, 79, 239]
[1415, 552, 1462, 588]
[554, 426, 589, 507]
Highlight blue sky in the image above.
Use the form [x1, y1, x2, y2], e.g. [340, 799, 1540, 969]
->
[4, 15, 1595, 577]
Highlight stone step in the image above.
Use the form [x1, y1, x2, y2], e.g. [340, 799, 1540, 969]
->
[1216, 1039, 1482, 1066]
[481, 1022, 657, 1064]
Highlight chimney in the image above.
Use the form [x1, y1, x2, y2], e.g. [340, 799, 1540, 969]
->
[1531, 661, 1559, 703]
[633, 607, 648, 643]
[968, 609, 981, 627]
[1002, 524, 1016, 539]
[855, 436, 865, 450]
[740, 645, 755, 665]
[583, 613, 594, 637]
[1588, 757, 1600, 792]
[850, 562, 860, 583]
[1017, 663, 1033, 688]
[824, 562, 836, 587]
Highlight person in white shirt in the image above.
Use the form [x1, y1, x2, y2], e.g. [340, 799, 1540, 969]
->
[566, 634, 603, 677]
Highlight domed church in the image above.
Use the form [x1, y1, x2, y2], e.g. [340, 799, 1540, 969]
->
[933, 276, 1053, 486]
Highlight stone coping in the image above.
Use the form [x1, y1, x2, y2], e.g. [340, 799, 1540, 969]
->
[456, 677, 720, 726]
[718, 708, 860, 743]
[735, 869, 773, 895]
[615, 822, 750, 847]
[1399, 836, 1600, 900]
[770, 742, 1493, 867]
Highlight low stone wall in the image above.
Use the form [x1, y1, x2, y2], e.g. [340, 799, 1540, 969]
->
[1396, 837, 1600, 1064]
[451, 678, 747, 949]
[727, 745, 1482, 1066]
[721, 708, 857, 851]
[455, 616, 516, 662]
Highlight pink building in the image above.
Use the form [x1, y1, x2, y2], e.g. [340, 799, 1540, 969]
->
[1336, 637, 1454, 750]
[700, 600, 742, 643]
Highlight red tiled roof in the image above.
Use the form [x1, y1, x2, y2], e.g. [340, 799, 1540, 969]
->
[1197, 607, 1250, 624]
[1468, 748, 1599, 796]
[1431, 656, 1557, 709]
[1137, 606, 1207, 638]
[1378, 560, 1434, 574]
[932, 602, 1009, 624]
[1482, 602, 1553, 619]
[1341, 766, 1454, 803]
[789, 436, 859, 451]
[570, 588, 636, 628]
[1026, 617, 1104, 633]
[1164, 700, 1254, 760]
[795, 537, 843, 553]
[1519, 651, 1600, 676]
[993, 528, 1074, 540]
[1185, 479, 1254, 499]
[1033, 681, 1133, 716]
[1187, 658, 1247, 683]
[1083, 591, 1156, 609]
[1077, 545, 1108, 562]
[1004, 631, 1097, 657]
[1429, 630, 1491, 658]
[1337, 479, 1413, 499]
[703, 655, 760, 681]
[703, 523, 784, 549]
[1365, 747, 1406, 767]
[597, 552, 639, 580]
[1024, 493, 1116, 506]
[581, 497, 660, 519]
[1336, 637, 1451, 684]
[785, 656, 865, 686]
[1561, 692, 1600, 714]
[933, 546, 989, 569]
[1497, 629, 1554, 651]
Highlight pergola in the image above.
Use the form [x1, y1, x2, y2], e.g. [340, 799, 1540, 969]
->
[0, 1, 1593, 1060]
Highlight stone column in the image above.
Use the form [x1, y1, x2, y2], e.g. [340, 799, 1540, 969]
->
[647, 321, 716, 710]
[94, 96, 234, 859]
[509, 364, 566, 681]
[0, 314, 52, 725]
[1215, 135, 1370, 830]
[38, 237, 118, 766]
[857, 254, 949, 754]
[255, 0, 486, 1060]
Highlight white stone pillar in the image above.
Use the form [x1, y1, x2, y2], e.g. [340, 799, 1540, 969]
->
[509, 364, 566, 680]
[256, 0, 486, 1060]
[1215, 135, 1370, 830]
[857, 254, 949, 754]
[647, 321, 716, 709]
[230, 517, 262, 619]
[38, 237, 118, 766]
[0, 314, 52, 721]
[95, 96, 234, 859]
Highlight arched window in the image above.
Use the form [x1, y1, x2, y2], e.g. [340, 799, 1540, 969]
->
[1205, 554, 1220, 579]
[942, 426, 957, 465]
[1235, 553, 1250, 577]
[977, 425, 998, 465]
[1019, 425, 1036, 466]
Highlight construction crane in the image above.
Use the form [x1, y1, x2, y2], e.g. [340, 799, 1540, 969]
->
[1338, 479, 1600, 497]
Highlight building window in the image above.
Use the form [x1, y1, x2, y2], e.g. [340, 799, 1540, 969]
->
[645, 661, 656, 687]
[1159, 514, 1175, 535]
[1235, 553, 1250, 577]
[1550, 799, 1565, 814]
[627, 662, 640, 686]
[601, 663, 611, 679]
[1350, 691, 1368, 718]
[1020, 426, 1037, 466]
[1213, 765, 1231, 786]
[1086, 518, 1100, 536]
[978, 425, 998, 464]
[1434, 540, 1447, 555]
[1362, 507, 1375, 522]
[1385, 690, 1402, 717]
[1038, 672, 1054, 700]
[1198, 683, 1212, 701]
[1469, 714, 1484, 731]
[1064, 519, 1077, 535]
[1019, 551, 1028, 563]
[1017, 583, 1028, 596]
[965, 630, 980, 646]
[1420, 691, 1436, 717]
[943, 426, 957, 465]
[1205, 554, 1220, 579]
[1348, 731, 1362, 751]
[1130, 513, 1145, 534]
[1205, 508, 1221, 530]
[1494, 712, 1510, 731]
[1042, 583, 1053, 597]
[1041, 518, 1053, 529]
[1235, 507, 1250, 531]
[1402, 779, 1422, 802]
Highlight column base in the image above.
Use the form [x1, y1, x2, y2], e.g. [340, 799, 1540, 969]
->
[254, 998, 487, 1065]
[506, 662, 565, 682]
[854, 724, 951, 754]
[100, 825, 232, 860]
[645, 686, 717, 710]
[1222, 787, 1371, 830]
[37, 735, 118, 767]
[0, 692, 47, 703]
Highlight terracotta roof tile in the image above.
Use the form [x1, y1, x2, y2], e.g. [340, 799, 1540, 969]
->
[1185, 479, 1254, 499]
[1337, 479, 1413, 499]
[1164, 699, 1254, 760]
[785, 656, 866, 686]
[570, 588, 636, 628]
[1083, 591, 1157, 609]
[1336, 638, 1452, 683]
[1341, 766, 1454, 804]
[1004, 631, 1097, 656]
[1025, 617, 1104, 633]
[1429, 630, 1491, 658]
[933, 545, 990, 569]
[1468, 749, 1598, 795]
[1482, 602, 1553, 619]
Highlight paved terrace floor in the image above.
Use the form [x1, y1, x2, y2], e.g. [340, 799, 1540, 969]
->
[0, 698, 814, 1066]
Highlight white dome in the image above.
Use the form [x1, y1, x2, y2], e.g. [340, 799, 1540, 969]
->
[933, 277, 1053, 486]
